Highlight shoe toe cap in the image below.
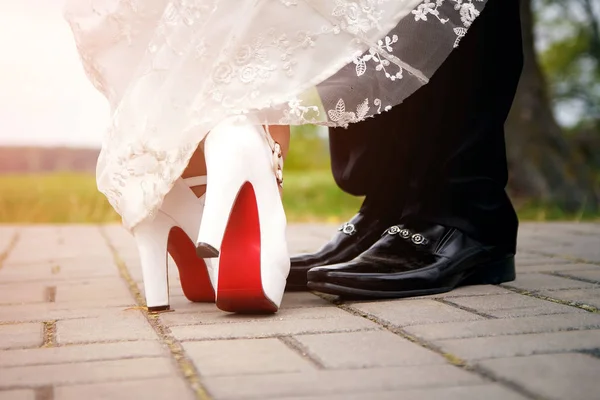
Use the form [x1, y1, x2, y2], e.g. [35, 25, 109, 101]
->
[290, 254, 318, 268]
[307, 263, 353, 281]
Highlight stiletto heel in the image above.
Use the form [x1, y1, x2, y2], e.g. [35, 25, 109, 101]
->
[133, 177, 216, 311]
[196, 118, 289, 313]
[135, 211, 173, 312]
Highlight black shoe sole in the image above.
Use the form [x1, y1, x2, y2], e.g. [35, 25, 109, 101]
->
[307, 281, 455, 299]
[307, 256, 516, 299]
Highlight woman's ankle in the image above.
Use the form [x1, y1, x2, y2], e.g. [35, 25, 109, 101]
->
[266, 125, 290, 160]
[182, 144, 207, 198]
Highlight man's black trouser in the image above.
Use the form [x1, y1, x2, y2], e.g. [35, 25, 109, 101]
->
[328, 0, 523, 253]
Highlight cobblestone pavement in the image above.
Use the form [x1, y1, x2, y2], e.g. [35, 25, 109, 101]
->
[0, 223, 599, 400]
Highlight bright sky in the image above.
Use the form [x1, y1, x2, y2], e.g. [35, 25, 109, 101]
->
[0, 0, 108, 148]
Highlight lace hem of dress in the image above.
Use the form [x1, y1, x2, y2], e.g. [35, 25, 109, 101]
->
[65, 0, 488, 230]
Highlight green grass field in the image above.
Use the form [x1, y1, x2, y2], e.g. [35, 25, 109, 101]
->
[0, 172, 362, 224]
[0, 172, 597, 224]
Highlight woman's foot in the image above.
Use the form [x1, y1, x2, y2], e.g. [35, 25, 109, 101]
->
[196, 119, 290, 313]
[132, 176, 216, 312]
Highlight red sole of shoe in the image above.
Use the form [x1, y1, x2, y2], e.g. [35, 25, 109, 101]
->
[217, 182, 277, 313]
[168, 227, 215, 303]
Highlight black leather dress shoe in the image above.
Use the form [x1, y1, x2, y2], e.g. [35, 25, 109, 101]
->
[287, 213, 393, 291]
[306, 221, 515, 298]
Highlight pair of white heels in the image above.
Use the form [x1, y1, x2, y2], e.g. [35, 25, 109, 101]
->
[133, 119, 290, 313]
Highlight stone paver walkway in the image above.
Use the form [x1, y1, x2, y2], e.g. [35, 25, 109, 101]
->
[1, 223, 600, 400]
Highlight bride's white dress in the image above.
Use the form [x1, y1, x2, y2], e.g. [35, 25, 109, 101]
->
[64, 0, 487, 230]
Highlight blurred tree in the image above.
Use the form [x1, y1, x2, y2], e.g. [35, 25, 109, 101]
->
[538, 0, 600, 128]
[505, 0, 600, 212]
[537, 0, 600, 175]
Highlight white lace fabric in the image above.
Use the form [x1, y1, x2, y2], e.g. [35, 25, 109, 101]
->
[64, 0, 487, 230]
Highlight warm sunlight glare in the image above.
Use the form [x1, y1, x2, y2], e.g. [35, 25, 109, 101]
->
[0, 0, 108, 148]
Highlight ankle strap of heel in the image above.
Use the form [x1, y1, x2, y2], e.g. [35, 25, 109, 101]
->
[183, 176, 207, 188]
[263, 126, 284, 188]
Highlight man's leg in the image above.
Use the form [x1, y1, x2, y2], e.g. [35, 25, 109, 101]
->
[402, 0, 522, 253]
[287, 68, 427, 290]
[307, 0, 524, 297]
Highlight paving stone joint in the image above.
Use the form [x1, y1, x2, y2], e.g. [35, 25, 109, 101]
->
[0, 223, 599, 400]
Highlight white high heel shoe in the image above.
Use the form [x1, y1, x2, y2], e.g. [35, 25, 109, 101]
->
[133, 176, 216, 312]
[196, 118, 290, 313]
